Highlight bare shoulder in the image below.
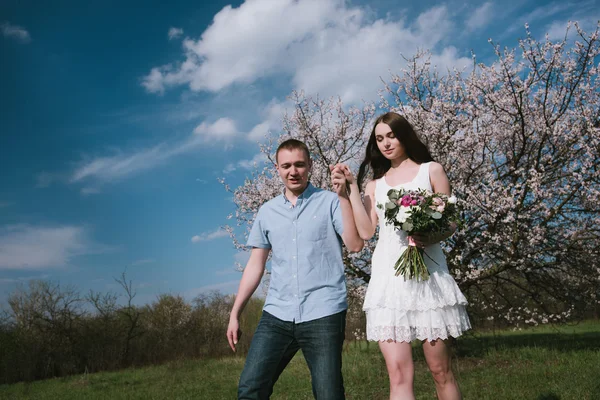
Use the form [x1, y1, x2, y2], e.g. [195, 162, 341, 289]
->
[365, 180, 377, 194]
[428, 162, 446, 174]
[428, 162, 451, 194]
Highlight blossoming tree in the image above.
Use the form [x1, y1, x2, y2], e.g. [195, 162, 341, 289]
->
[223, 23, 600, 327]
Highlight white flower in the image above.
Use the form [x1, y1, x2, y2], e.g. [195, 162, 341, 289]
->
[432, 212, 442, 219]
[447, 195, 457, 204]
[395, 208, 409, 224]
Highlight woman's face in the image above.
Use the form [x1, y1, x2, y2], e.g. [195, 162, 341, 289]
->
[374, 122, 405, 160]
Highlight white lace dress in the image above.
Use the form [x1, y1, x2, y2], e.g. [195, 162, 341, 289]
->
[363, 162, 471, 342]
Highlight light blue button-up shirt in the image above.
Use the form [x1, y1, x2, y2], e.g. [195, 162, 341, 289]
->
[247, 183, 347, 323]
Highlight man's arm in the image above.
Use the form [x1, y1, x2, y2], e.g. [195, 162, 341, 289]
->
[226, 247, 270, 352]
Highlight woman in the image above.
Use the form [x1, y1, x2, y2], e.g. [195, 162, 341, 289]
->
[331, 112, 471, 400]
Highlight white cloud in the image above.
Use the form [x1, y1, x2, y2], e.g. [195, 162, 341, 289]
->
[141, 67, 167, 94]
[193, 117, 238, 140]
[81, 187, 101, 195]
[521, 2, 571, 23]
[168, 27, 183, 40]
[0, 225, 103, 270]
[64, 113, 242, 188]
[36, 172, 61, 188]
[466, 2, 494, 31]
[69, 134, 204, 185]
[191, 228, 229, 243]
[224, 152, 269, 174]
[142, 0, 470, 103]
[0, 274, 50, 285]
[247, 122, 270, 141]
[505, 2, 573, 35]
[131, 258, 154, 266]
[545, 20, 572, 41]
[247, 100, 288, 141]
[544, 17, 599, 41]
[1, 21, 31, 43]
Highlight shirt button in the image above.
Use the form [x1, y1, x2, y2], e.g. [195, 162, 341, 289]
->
[292, 238, 296, 241]
[292, 256, 296, 259]
[294, 294, 298, 298]
[293, 275, 297, 278]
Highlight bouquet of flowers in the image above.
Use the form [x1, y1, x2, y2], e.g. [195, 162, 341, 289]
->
[377, 189, 460, 281]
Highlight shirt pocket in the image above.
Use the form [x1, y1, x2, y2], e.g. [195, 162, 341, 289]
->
[304, 214, 329, 242]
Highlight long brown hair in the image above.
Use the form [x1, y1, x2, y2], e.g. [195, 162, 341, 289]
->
[357, 112, 434, 190]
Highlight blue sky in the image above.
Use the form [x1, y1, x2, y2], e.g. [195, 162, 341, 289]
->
[1, 0, 598, 305]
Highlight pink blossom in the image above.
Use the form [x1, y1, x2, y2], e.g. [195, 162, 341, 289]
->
[223, 23, 600, 328]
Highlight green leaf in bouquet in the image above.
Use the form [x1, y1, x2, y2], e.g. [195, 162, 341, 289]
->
[402, 221, 413, 231]
[431, 212, 442, 219]
[387, 189, 400, 200]
[385, 201, 397, 210]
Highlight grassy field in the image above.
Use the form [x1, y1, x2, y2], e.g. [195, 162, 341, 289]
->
[1, 321, 599, 399]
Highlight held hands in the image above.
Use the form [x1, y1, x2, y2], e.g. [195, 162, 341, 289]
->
[226, 317, 241, 352]
[329, 163, 356, 197]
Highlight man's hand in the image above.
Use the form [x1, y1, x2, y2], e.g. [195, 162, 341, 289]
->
[226, 317, 241, 352]
[330, 164, 346, 196]
[330, 163, 354, 197]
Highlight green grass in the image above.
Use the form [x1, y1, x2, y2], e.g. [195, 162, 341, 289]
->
[1, 321, 599, 399]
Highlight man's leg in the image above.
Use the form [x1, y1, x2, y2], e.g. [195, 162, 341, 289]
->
[238, 312, 299, 400]
[297, 310, 346, 400]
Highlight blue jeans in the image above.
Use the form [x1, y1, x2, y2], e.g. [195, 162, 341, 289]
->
[238, 310, 346, 400]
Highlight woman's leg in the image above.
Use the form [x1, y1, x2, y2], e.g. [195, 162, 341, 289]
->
[422, 339, 462, 400]
[378, 340, 415, 400]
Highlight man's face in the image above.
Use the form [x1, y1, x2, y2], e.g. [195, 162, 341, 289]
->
[276, 148, 311, 193]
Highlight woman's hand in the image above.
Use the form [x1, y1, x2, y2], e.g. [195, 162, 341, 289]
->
[410, 232, 435, 248]
[338, 164, 356, 185]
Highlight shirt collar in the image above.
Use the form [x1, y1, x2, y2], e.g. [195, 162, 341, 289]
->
[282, 182, 315, 204]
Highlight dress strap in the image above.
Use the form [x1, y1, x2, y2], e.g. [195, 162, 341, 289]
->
[417, 162, 433, 191]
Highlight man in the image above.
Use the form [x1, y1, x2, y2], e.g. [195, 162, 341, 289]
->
[226, 138, 363, 400]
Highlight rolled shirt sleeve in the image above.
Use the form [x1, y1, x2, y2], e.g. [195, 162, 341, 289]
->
[246, 208, 272, 249]
[331, 197, 344, 237]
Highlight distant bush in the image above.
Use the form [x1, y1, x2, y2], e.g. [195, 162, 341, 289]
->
[0, 275, 265, 384]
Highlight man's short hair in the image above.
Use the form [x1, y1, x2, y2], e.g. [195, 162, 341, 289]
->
[276, 138, 310, 163]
